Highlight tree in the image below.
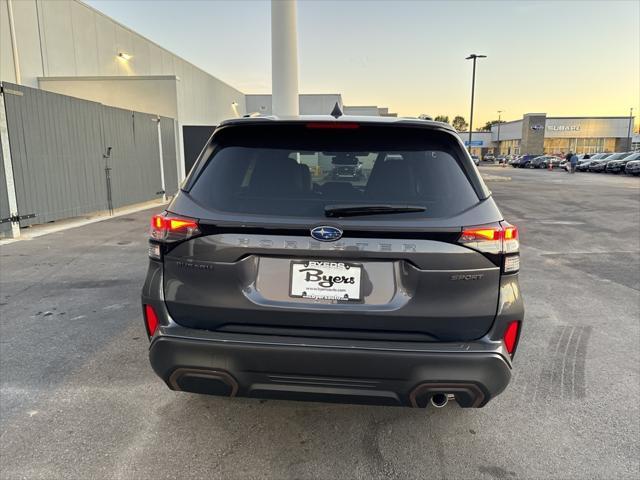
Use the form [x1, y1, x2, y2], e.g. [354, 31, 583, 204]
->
[434, 115, 449, 124]
[480, 119, 506, 132]
[452, 116, 468, 132]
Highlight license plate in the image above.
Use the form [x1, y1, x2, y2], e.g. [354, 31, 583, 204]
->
[289, 260, 362, 301]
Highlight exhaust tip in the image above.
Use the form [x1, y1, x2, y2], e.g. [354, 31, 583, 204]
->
[430, 393, 448, 408]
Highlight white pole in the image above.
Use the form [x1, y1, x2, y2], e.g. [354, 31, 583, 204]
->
[0, 87, 20, 238]
[271, 0, 299, 116]
[155, 116, 167, 202]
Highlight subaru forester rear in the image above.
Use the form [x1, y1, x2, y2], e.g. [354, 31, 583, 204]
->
[141, 116, 524, 408]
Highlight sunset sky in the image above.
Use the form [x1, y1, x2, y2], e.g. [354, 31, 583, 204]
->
[87, 0, 639, 128]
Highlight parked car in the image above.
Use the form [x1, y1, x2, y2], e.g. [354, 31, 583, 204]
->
[508, 155, 522, 166]
[142, 115, 524, 409]
[483, 153, 495, 162]
[471, 154, 480, 166]
[589, 152, 630, 172]
[530, 155, 562, 169]
[513, 154, 539, 168]
[577, 153, 611, 172]
[329, 158, 365, 181]
[625, 159, 640, 176]
[496, 155, 507, 164]
[605, 152, 640, 173]
[528, 156, 547, 168]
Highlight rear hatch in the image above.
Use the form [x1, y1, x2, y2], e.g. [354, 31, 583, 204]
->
[159, 121, 506, 342]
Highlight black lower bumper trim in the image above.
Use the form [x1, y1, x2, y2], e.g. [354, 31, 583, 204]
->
[150, 334, 511, 408]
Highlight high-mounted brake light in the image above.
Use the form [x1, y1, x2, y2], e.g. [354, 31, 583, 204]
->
[144, 304, 159, 337]
[150, 213, 200, 244]
[458, 222, 520, 272]
[306, 122, 360, 129]
[503, 321, 520, 355]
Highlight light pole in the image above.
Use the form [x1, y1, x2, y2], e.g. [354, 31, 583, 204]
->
[627, 107, 634, 150]
[465, 54, 486, 151]
[496, 110, 502, 155]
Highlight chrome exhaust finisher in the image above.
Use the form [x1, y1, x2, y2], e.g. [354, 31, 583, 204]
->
[430, 393, 449, 408]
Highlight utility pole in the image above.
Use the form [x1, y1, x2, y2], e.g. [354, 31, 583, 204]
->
[465, 54, 486, 151]
[627, 107, 634, 150]
[496, 110, 502, 155]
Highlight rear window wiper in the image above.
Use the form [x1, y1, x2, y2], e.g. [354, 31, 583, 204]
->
[324, 204, 426, 218]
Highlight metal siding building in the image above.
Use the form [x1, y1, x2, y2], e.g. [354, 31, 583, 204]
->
[0, 82, 178, 234]
[0, 0, 245, 178]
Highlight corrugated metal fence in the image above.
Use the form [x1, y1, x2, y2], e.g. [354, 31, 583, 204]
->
[0, 82, 178, 236]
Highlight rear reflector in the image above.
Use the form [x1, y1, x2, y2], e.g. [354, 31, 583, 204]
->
[504, 255, 520, 273]
[503, 321, 520, 355]
[144, 304, 159, 336]
[148, 243, 161, 260]
[306, 122, 360, 129]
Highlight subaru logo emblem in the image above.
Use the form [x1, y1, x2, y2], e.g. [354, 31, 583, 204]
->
[310, 226, 343, 242]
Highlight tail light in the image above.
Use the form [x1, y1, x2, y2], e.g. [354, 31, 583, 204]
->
[149, 213, 200, 259]
[458, 221, 519, 273]
[503, 320, 520, 356]
[144, 304, 159, 337]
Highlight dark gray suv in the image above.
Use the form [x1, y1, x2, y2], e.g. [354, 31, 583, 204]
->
[141, 116, 524, 409]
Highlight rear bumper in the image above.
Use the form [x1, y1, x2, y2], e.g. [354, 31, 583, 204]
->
[142, 260, 523, 408]
[148, 326, 512, 408]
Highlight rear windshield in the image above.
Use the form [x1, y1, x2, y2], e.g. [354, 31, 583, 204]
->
[187, 124, 480, 219]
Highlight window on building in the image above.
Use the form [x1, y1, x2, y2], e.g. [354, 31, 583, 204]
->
[500, 139, 520, 155]
[543, 137, 615, 155]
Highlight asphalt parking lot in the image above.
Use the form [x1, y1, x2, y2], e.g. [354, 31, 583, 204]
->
[1, 167, 638, 480]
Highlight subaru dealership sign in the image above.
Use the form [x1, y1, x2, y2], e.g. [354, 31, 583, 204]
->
[547, 125, 581, 132]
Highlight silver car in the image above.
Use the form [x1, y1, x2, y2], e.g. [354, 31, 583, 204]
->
[141, 116, 524, 409]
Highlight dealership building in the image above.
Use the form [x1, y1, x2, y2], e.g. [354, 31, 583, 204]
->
[457, 113, 636, 157]
[490, 113, 635, 155]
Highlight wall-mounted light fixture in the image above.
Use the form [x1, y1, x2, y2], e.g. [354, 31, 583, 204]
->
[231, 101, 240, 117]
[118, 52, 132, 61]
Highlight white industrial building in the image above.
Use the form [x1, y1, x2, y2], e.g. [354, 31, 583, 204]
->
[0, 0, 246, 179]
[0, 0, 394, 177]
